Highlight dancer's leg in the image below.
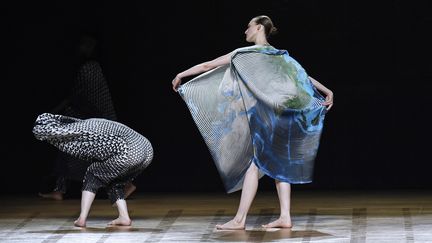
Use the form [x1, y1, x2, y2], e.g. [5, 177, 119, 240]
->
[108, 199, 132, 226]
[38, 191, 64, 200]
[38, 175, 67, 200]
[262, 180, 292, 228]
[124, 182, 136, 199]
[39, 152, 70, 200]
[74, 190, 96, 227]
[216, 163, 260, 230]
[112, 182, 137, 207]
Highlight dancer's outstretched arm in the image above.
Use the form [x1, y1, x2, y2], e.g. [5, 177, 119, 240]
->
[172, 52, 232, 91]
[309, 76, 334, 110]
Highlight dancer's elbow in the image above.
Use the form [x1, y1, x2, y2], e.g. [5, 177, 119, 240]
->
[201, 63, 214, 71]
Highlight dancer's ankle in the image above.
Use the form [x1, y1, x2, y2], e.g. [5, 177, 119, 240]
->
[233, 215, 246, 225]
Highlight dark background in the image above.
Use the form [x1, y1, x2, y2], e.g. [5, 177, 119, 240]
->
[3, 0, 431, 195]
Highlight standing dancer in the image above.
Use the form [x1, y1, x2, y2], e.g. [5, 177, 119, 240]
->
[172, 15, 333, 229]
[33, 113, 153, 227]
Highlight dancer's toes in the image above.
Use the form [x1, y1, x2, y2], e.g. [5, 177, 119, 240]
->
[216, 219, 245, 230]
[38, 192, 63, 201]
[262, 218, 292, 228]
[108, 217, 131, 226]
[73, 217, 86, 227]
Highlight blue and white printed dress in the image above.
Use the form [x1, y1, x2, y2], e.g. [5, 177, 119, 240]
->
[179, 45, 327, 193]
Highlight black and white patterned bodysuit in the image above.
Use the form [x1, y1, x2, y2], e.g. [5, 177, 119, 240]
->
[51, 60, 118, 193]
[33, 113, 153, 203]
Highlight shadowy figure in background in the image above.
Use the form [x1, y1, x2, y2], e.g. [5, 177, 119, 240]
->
[38, 34, 136, 201]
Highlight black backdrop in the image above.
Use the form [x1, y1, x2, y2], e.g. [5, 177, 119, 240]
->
[3, 0, 432, 194]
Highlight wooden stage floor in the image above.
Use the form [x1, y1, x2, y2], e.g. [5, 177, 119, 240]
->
[0, 190, 431, 242]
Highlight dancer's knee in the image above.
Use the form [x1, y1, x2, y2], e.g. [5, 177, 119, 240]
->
[107, 183, 126, 205]
[275, 179, 291, 186]
[247, 162, 259, 174]
[82, 173, 105, 194]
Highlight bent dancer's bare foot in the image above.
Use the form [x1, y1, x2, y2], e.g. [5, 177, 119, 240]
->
[74, 217, 86, 227]
[216, 219, 245, 230]
[124, 183, 136, 199]
[108, 216, 132, 226]
[38, 191, 63, 201]
[262, 217, 292, 228]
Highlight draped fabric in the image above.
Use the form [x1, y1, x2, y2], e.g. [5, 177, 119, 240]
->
[178, 45, 326, 193]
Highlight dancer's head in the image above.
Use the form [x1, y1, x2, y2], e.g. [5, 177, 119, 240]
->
[77, 34, 98, 60]
[245, 15, 278, 44]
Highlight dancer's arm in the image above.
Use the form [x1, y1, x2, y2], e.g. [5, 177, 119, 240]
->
[309, 76, 334, 111]
[172, 52, 232, 91]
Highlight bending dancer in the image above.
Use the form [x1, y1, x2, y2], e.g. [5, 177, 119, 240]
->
[39, 34, 136, 201]
[172, 15, 333, 230]
[33, 113, 153, 227]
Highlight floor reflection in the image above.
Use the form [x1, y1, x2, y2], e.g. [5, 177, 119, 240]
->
[211, 228, 331, 242]
[27, 227, 163, 234]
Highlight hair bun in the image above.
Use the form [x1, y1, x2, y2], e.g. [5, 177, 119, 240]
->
[270, 26, 278, 35]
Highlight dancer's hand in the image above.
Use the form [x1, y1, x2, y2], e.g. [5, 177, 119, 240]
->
[172, 75, 182, 92]
[322, 91, 334, 111]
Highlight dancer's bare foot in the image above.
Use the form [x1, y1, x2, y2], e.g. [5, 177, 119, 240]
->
[73, 217, 86, 227]
[124, 183, 136, 199]
[216, 219, 245, 230]
[108, 216, 132, 226]
[262, 217, 292, 228]
[38, 191, 63, 201]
